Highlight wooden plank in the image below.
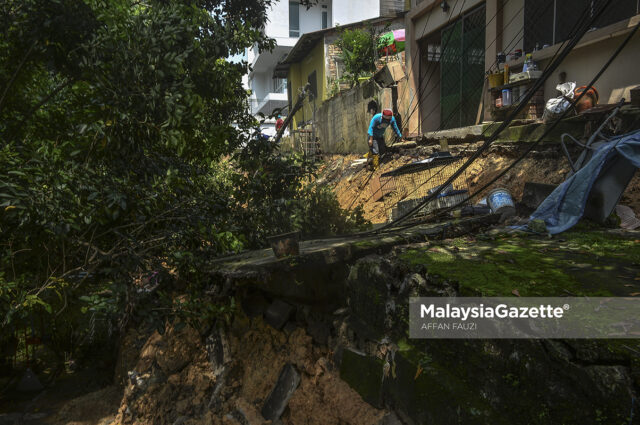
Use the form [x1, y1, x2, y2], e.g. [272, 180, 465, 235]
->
[476, 77, 488, 125]
[370, 176, 384, 202]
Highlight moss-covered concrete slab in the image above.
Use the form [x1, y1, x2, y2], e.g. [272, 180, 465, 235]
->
[340, 233, 640, 424]
[209, 215, 500, 303]
[397, 228, 640, 297]
[420, 118, 585, 145]
[482, 119, 586, 145]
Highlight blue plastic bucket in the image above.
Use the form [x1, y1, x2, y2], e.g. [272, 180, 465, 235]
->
[487, 188, 515, 213]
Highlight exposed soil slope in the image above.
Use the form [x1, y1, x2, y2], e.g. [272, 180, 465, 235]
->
[321, 142, 640, 224]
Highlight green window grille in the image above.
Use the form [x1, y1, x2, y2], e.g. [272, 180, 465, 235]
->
[440, 4, 486, 129]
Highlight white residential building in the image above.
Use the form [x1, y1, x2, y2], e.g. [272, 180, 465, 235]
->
[247, 0, 404, 135]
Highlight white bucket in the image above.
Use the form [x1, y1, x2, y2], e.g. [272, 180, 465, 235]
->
[487, 188, 515, 213]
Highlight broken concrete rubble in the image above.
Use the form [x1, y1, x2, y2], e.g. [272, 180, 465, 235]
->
[335, 237, 640, 423]
[306, 320, 330, 346]
[240, 293, 270, 318]
[209, 215, 500, 303]
[264, 299, 295, 330]
[89, 223, 640, 424]
[261, 363, 301, 421]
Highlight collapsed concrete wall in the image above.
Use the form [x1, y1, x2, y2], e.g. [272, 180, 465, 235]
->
[341, 250, 640, 424]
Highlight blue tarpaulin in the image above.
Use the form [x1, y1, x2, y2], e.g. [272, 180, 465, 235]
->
[529, 130, 640, 234]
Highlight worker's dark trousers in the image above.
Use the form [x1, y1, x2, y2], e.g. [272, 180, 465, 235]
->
[370, 136, 387, 155]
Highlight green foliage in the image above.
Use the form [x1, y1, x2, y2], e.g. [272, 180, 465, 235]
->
[327, 77, 340, 98]
[296, 185, 369, 237]
[0, 0, 366, 369]
[335, 27, 376, 86]
[233, 138, 369, 247]
[0, 0, 272, 364]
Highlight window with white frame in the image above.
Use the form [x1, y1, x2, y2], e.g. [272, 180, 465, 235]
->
[273, 78, 287, 94]
[322, 5, 328, 29]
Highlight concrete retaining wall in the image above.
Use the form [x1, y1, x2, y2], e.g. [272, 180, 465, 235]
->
[315, 81, 382, 154]
[315, 62, 412, 154]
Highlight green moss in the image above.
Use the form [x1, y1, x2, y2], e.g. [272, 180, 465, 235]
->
[339, 349, 384, 408]
[369, 286, 383, 305]
[396, 338, 412, 352]
[561, 230, 640, 262]
[398, 231, 640, 297]
[353, 239, 382, 249]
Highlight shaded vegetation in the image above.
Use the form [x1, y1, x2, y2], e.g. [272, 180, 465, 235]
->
[0, 0, 366, 377]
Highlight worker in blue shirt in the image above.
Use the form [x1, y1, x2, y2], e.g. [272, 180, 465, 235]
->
[367, 109, 403, 170]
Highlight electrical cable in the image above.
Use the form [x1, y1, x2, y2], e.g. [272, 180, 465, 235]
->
[340, 1, 473, 210]
[403, 0, 558, 131]
[342, 0, 514, 211]
[371, 0, 615, 232]
[341, 0, 602, 218]
[346, 0, 568, 212]
[395, 0, 473, 122]
[414, 16, 640, 227]
[381, 0, 591, 207]
[378, 0, 594, 209]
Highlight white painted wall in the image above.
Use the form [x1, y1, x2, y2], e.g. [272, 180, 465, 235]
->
[540, 32, 640, 104]
[251, 72, 269, 100]
[264, 1, 331, 42]
[332, 0, 380, 26]
[501, 0, 524, 55]
[413, 0, 484, 42]
[264, 1, 290, 39]
[299, 0, 332, 34]
[248, 0, 386, 116]
[250, 1, 333, 92]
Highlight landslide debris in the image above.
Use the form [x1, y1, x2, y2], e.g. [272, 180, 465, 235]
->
[104, 313, 385, 425]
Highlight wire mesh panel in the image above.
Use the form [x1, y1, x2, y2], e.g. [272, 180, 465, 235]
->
[380, 154, 471, 222]
[292, 127, 319, 162]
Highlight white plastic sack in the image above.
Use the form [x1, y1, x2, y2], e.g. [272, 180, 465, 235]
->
[543, 82, 576, 122]
[616, 204, 640, 230]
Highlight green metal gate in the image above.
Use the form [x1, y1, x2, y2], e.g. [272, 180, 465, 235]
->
[440, 4, 486, 129]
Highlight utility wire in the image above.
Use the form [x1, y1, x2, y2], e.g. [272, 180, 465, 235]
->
[378, 0, 593, 209]
[345, 0, 561, 211]
[385, 0, 590, 206]
[342, 0, 598, 216]
[396, 0, 472, 121]
[342, 0, 520, 211]
[403, 0, 555, 131]
[340, 3, 470, 212]
[417, 17, 640, 227]
[372, 0, 615, 232]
